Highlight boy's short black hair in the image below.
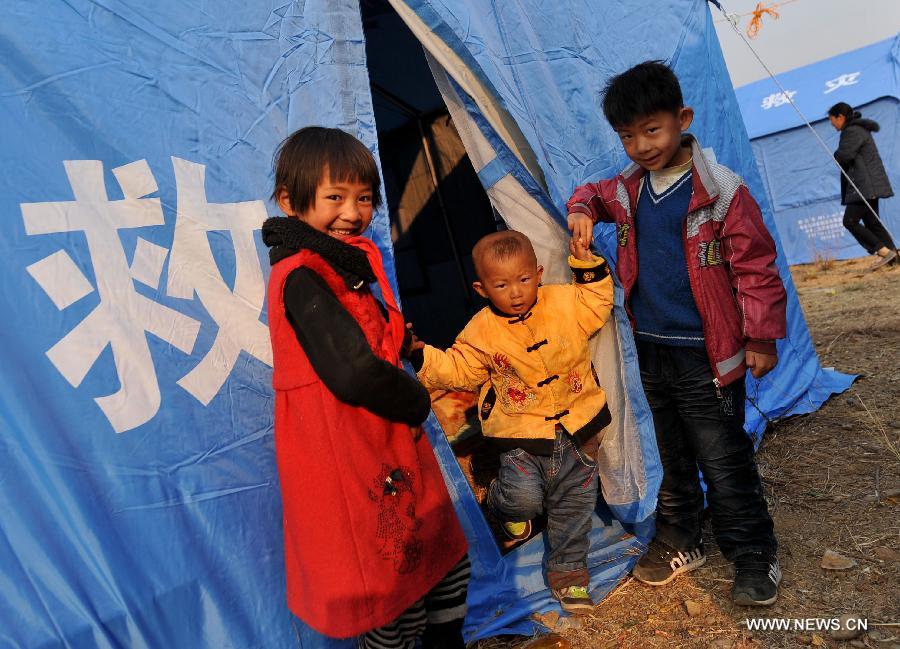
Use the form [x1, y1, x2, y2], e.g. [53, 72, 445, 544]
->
[602, 61, 684, 128]
[272, 126, 382, 214]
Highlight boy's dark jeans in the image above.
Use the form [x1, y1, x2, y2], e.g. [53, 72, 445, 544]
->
[636, 340, 776, 561]
[487, 428, 598, 589]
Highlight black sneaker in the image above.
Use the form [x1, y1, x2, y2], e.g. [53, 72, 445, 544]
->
[632, 539, 706, 586]
[733, 553, 781, 606]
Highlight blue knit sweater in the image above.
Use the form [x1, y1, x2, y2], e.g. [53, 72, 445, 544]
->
[630, 170, 705, 347]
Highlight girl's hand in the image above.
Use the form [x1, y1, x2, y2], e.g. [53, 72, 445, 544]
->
[401, 322, 424, 357]
[567, 212, 594, 248]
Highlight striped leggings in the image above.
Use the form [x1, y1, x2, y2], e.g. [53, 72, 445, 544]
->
[363, 555, 470, 649]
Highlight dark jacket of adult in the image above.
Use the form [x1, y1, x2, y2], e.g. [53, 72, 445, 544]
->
[834, 113, 894, 205]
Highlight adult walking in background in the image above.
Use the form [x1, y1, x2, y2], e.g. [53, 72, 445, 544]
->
[828, 102, 896, 270]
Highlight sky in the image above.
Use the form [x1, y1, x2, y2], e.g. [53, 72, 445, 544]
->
[712, 0, 900, 87]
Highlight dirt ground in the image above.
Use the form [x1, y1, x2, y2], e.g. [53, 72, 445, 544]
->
[471, 257, 900, 649]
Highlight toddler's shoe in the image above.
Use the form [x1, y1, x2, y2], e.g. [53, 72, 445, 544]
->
[551, 585, 595, 615]
[501, 520, 532, 541]
[733, 553, 781, 606]
[632, 539, 706, 586]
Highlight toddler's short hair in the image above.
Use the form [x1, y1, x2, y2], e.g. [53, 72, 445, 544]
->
[472, 230, 536, 278]
[272, 126, 382, 214]
[602, 61, 684, 129]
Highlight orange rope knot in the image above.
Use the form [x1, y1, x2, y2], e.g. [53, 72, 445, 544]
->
[747, 2, 780, 39]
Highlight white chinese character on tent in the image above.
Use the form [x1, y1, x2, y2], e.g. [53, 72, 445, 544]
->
[760, 90, 796, 110]
[21, 160, 201, 433]
[824, 72, 861, 94]
[167, 157, 272, 405]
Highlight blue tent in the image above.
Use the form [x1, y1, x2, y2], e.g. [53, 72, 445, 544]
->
[0, 0, 853, 646]
[735, 35, 900, 265]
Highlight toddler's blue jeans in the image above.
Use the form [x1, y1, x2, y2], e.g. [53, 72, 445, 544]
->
[487, 427, 598, 589]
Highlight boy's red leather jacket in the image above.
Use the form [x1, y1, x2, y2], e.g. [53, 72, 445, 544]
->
[566, 135, 787, 387]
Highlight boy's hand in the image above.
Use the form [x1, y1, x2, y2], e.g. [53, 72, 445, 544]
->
[567, 212, 594, 248]
[569, 236, 594, 262]
[745, 350, 777, 378]
[401, 322, 425, 358]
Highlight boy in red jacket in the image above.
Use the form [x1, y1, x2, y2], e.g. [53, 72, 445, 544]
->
[262, 127, 468, 646]
[566, 62, 787, 606]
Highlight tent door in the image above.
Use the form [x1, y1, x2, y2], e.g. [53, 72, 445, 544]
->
[361, 1, 499, 351]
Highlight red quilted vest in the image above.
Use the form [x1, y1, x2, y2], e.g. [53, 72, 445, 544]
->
[267, 237, 467, 638]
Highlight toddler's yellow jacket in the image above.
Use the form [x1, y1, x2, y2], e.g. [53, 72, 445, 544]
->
[418, 255, 614, 453]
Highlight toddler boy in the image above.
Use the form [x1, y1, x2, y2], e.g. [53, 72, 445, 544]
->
[409, 231, 613, 614]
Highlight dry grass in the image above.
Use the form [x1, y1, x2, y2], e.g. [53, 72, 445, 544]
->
[814, 251, 836, 272]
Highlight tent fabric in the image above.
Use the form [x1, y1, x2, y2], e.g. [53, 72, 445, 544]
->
[0, 1, 854, 648]
[0, 1, 367, 647]
[735, 36, 900, 139]
[735, 37, 900, 265]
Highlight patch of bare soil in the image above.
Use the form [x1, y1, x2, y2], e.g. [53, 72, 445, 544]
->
[472, 258, 900, 649]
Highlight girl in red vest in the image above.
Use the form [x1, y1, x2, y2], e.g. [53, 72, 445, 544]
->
[262, 127, 469, 648]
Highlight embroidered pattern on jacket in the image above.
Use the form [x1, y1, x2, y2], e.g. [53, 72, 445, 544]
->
[697, 240, 724, 267]
[568, 369, 583, 394]
[368, 464, 423, 575]
[716, 385, 736, 417]
[617, 222, 631, 247]
[493, 353, 536, 411]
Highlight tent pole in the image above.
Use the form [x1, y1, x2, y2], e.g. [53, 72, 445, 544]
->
[371, 83, 475, 311]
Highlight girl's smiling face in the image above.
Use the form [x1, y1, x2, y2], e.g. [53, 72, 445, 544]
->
[278, 174, 374, 241]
